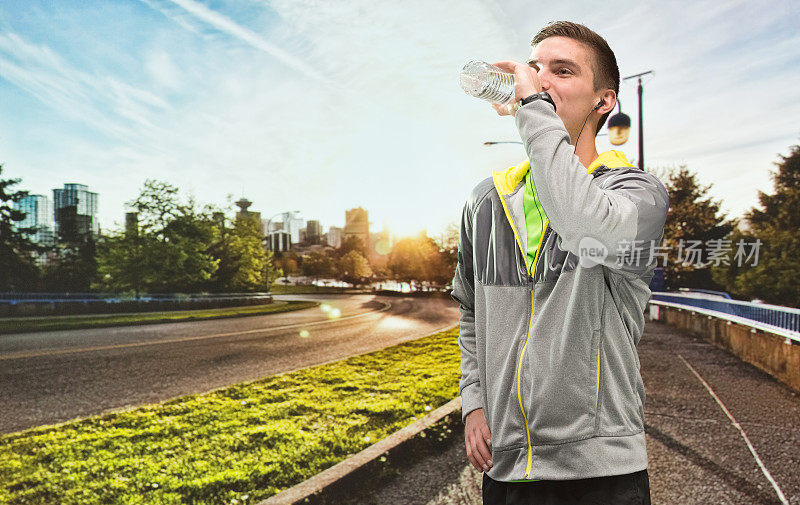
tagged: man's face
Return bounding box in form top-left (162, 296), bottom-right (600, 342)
top-left (527, 36), bottom-right (599, 142)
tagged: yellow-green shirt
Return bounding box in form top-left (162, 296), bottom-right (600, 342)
top-left (522, 169), bottom-right (548, 277)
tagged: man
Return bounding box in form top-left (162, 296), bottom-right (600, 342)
top-left (451, 21), bottom-right (669, 504)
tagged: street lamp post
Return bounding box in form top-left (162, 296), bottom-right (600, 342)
top-left (620, 70), bottom-right (654, 171)
top-left (638, 78), bottom-right (644, 171)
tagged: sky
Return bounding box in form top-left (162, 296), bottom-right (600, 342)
top-left (1, 0), bottom-right (799, 239)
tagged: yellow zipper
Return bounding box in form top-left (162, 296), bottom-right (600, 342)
top-left (596, 346), bottom-right (601, 408)
top-left (515, 289), bottom-right (535, 478)
top-left (494, 184), bottom-right (549, 480)
top-left (519, 219), bottom-right (549, 478)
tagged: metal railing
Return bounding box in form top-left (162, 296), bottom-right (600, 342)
top-left (650, 290), bottom-right (800, 343)
top-left (0, 292), bottom-right (272, 304)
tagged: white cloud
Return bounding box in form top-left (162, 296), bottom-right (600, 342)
top-left (0, 32), bottom-right (170, 143)
top-left (145, 49), bottom-right (182, 90)
top-left (154, 0), bottom-right (334, 87)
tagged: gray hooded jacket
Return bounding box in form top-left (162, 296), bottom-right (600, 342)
top-left (451, 99), bottom-right (669, 481)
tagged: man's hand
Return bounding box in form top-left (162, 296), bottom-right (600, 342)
top-left (465, 408), bottom-right (493, 472)
top-left (490, 60), bottom-right (541, 117)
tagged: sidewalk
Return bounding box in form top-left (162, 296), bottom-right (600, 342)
top-left (367, 428), bottom-right (483, 505)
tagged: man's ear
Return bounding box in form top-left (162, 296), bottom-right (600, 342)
top-left (597, 90), bottom-right (617, 114)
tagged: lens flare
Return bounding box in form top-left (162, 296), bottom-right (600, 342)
top-left (374, 238), bottom-right (392, 255)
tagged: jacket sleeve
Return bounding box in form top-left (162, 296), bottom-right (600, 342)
top-left (451, 196), bottom-right (483, 423)
top-left (514, 100), bottom-right (669, 279)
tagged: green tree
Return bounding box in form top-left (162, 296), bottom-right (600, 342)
top-left (94, 226), bottom-right (156, 296)
top-left (156, 211), bottom-right (218, 293)
top-left (128, 179), bottom-right (182, 238)
top-left (122, 180), bottom-right (218, 293)
top-left (211, 214), bottom-right (271, 292)
top-left (334, 235), bottom-right (368, 260)
top-left (387, 233), bottom-right (444, 291)
top-left (43, 234), bottom-right (98, 293)
top-left (338, 250), bottom-right (372, 287)
top-left (301, 250), bottom-right (335, 287)
top-left (431, 222), bottom-right (459, 289)
top-left (0, 164), bottom-right (39, 291)
top-left (274, 252), bottom-right (301, 285)
top-left (712, 142), bottom-right (800, 307)
top-left (661, 165), bottom-right (735, 290)
top-left (371, 263), bottom-right (391, 287)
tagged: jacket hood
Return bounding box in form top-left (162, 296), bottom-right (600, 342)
top-left (491, 149), bottom-right (634, 197)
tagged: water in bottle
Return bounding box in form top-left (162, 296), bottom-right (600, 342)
top-left (459, 60), bottom-right (515, 105)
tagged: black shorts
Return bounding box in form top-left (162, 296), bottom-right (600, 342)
top-left (482, 468), bottom-right (651, 505)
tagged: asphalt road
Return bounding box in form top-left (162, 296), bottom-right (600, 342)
top-left (0, 294), bottom-right (460, 434)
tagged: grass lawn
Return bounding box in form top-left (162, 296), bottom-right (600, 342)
top-left (0, 301), bottom-right (319, 335)
top-left (0, 325), bottom-right (461, 504)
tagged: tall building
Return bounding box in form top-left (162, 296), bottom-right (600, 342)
top-left (344, 207), bottom-right (370, 252)
top-left (306, 220), bottom-right (322, 244)
top-left (53, 183), bottom-right (98, 239)
top-left (327, 226), bottom-right (343, 248)
top-left (287, 214), bottom-right (304, 244)
top-left (13, 194), bottom-right (55, 246)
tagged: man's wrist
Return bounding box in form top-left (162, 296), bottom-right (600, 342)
top-left (521, 91), bottom-right (556, 112)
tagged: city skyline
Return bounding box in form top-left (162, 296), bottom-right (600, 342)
top-left (16, 181), bottom-right (407, 259)
top-left (1, 1), bottom-right (799, 238)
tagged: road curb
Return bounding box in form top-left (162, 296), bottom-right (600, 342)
top-left (258, 396), bottom-right (463, 505)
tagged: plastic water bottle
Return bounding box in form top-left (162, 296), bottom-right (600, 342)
top-left (459, 60), bottom-right (515, 105)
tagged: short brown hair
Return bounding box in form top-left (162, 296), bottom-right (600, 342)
top-left (531, 21), bottom-right (620, 135)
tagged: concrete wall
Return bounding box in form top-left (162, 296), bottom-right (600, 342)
top-left (648, 303), bottom-right (800, 393)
